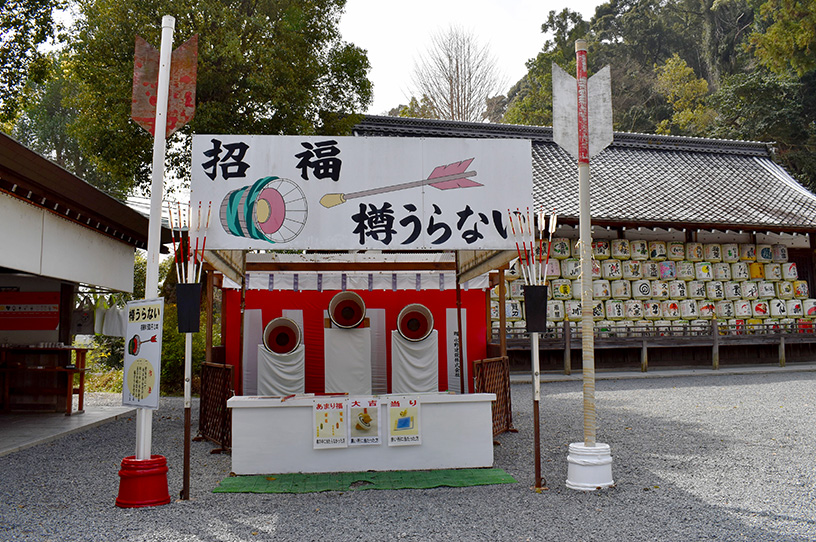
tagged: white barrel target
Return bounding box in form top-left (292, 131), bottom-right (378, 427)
top-left (262, 317), bottom-right (302, 355)
top-left (397, 304), bottom-right (434, 342)
top-left (328, 291), bottom-right (366, 329)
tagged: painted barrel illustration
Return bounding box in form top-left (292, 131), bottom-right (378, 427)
top-left (561, 259), bottom-right (581, 279)
top-left (756, 244), bottom-right (773, 263)
top-left (758, 281), bottom-right (776, 299)
top-left (611, 239), bottom-right (631, 260)
top-left (740, 243), bottom-right (757, 261)
top-left (741, 281), bottom-right (759, 299)
top-left (624, 300), bottom-right (643, 319)
top-left (643, 300), bottom-right (662, 319)
top-left (593, 279), bottom-right (611, 300)
top-left (651, 280), bottom-right (669, 300)
top-left (776, 281), bottom-right (794, 299)
top-left (592, 300), bottom-right (605, 321)
top-left (722, 243), bottom-right (740, 263)
top-left (748, 262), bottom-right (765, 280)
top-left (547, 300), bottom-right (564, 322)
top-left (687, 280), bottom-right (707, 299)
top-left (793, 280), bottom-right (809, 299)
top-left (803, 299), bottom-right (816, 317)
top-left (550, 238), bottom-right (571, 259)
top-left (565, 300), bottom-right (583, 321)
top-left (545, 259), bottom-right (561, 279)
top-left (667, 241), bottom-right (685, 261)
top-left (669, 280), bottom-right (687, 299)
top-left (632, 280), bottom-right (652, 300)
top-left (601, 259), bottom-right (622, 279)
top-left (734, 300), bottom-right (752, 318)
top-left (680, 299), bottom-right (699, 320)
top-left (659, 261), bottom-right (676, 280)
top-left (551, 279), bottom-right (572, 300)
top-left (220, 176), bottom-right (308, 244)
top-left (724, 281), bottom-right (742, 299)
top-left (752, 300), bottom-right (769, 318)
top-left (676, 261), bottom-right (696, 281)
top-left (649, 241), bottom-right (667, 261)
top-left (713, 263), bottom-right (731, 281)
top-left (642, 262), bottom-right (661, 280)
top-left (694, 262), bottom-right (713, 281)
top-left (731, 262), bottom-right (749, 281)
top-left (704, 243), bottom-right (722, 262)
top-left (716, 300), bottom-right (735, 319)
top-left (605, 299), bottom-right (624, 320)
top-left (622, 260), bottom-right (642, 280)
top-left (660, 300), bottom-right (680, 320)
top-left (630, 240), bottom-right (649, 260)
top-left (769, 299), bottom-right (787, 318)
top-left (592, 240), bottom-right (611, 260)
top-left (706, 281), bottom-right (725, 301)
top-left (685, 242), bottom-right (704, 262)
top-left (764, 263), bottom-right (782, 281)
top-left (786, 299), bottom-right (803, 317)
top-left (611, 279), bottom-right (631, 299)
top-left (772, 244), bottom-right (789, 263)
top-left (782, 262), bottom-right (798, 281)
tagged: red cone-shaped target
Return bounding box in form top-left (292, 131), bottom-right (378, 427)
top-left (328, 291), bottom-right (366, 329)
top-left (262, 317), bottom-right (302, 355)
top-left (397, 303), bottom-right (434, 341)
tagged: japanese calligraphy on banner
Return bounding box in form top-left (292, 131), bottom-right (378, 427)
top-left (190, 135), bottom-right (532, 250)
top-left (348, 396), bottom-right (381, 446)
top-left (122, 298), bottom-right (164, 409)
top-left (313, 398), bottom-right (348, 449)
top-left (388, 396), bottom-right (421, 446)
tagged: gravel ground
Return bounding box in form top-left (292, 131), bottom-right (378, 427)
top-left (2, 372), bottom-right (815, 541)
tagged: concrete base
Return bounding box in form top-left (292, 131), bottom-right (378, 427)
top-left (566, 442), bottom-right (614, 491)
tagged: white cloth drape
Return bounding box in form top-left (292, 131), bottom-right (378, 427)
top-left (324, 327), bottom-right (372, 395)
top-left (257, 344), bottom-right (305, 396)
top-left (391, 330), bottom-right (439, 393)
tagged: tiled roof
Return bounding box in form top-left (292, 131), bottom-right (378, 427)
top-left (354, 116), bottom-right (816, 232)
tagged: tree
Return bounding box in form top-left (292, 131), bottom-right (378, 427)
top-left (0, 0), bottom-right (65, 123)
top-left (67, 0), bottom-right (372, 196)
top-left (654, 53), bottom-right (717, 134)
top-left (750, 0), bottom-right (816, 76)
top-left (391, 95), bottom-right (439, 119)
top-left (409, 25), bottom-right (505, 122)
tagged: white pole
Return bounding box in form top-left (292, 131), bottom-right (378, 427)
top-left (137, 14), bottom-right (175, 462)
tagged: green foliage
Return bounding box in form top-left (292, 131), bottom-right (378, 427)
top-left (67, 0), bottom-right (372, 195)
top-left (0, 0), bottom-right (65, 122)
top-left (159, 303), bottom-right (210, 396)
top-left (396, 96), bottom-right (439, 119)
top-left (750, 0), bottom-right (816, 76)
top-left (654, 54), bottom-right (717, 134)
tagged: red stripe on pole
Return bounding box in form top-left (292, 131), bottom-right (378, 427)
top-left (576, 45), bottom-right (589, 165)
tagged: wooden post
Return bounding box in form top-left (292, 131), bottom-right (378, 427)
top-left (563, 320), bottom-right (571, 375)
top-left (498, 268), bottom-right (507, 359)
top-left (641, 340), bottom-right (648, 372)
top-left (779, 335), bottom-right (786, 367)
top-left (711, 318), bottom-right (720, 370)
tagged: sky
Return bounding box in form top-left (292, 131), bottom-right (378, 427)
top-left (338, 0), bottom-right (607, 115)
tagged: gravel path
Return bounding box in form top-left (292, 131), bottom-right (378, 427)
top-left (2, 372), bottom-right (815, 541)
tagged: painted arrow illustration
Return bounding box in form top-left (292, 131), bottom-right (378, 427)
top-left (319, 158), bottom-right (479, 208)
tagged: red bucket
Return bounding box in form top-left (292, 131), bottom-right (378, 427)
top-left (115, 455), bottom-right (170, 508)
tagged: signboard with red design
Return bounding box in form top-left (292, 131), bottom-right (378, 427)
top-left (0, 291), bottom-right (59, 330)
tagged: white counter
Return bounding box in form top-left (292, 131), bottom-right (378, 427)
top-left (228, 393), bottom-right (496, 474)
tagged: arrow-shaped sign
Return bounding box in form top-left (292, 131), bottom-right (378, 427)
top-left (319, 158), bottom-right (479, 208)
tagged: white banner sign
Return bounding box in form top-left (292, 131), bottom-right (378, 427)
top-left (191, 135), bottom-right (532, 250)
top-left (122, 298), bottom-right (164, 409)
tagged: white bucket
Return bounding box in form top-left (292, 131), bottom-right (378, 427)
top-left (605, 299), bottom-right (624, 320)
top-left (572, 279), bottom-right (583, 300)
top-left (630, 240), bottom-right (649, 260)
top-left (632, 280), bottom-right (652, 300)
top-left (697, 301), bottom-right (715, 319)
top-left (651, 280), bottom-right (669, 299)
top-left (716, 300), bottom-right (735, 319)
top-left (661, 300), bottom-right (681, 320)
top-left (756, 244), bottom-right (773, 263)
top-left (769, 299), bottom-right (787, 318)
top-left (803, 299), bottom-right (816, 318)
top-left (551, 279), bottom-right (572, 300)
top-left (713, 262), bottom-right (732, 281)
top-left (659, 261), bottom-right (677, 280)
top-left (786, 299), bottom-right (803, 317)
top-left (592, 300), bottom-right (605, 320)
top-left (592, 240), bottom-right (611, 260)
top-left (676, 261), bottom-right (696, 281)
top-left (752, 300), bottom-right (770, 318)
top-left (547, 300), bottom-right (565, 322)
top-left (724, 281), bottom-right (742, 300)
top-left (624, 299), bottom-right (644, 319)
top-left (734, 300), bottom-right (753, 318)
top-left (740, 243), bottom-right (757, 261)
top-left (601, 259), bottom-right (622, 279)
top-left (643, 300), bottom-right (662, 319)
top-left (611, 279), bottom-right (631, 300)
top-left (742, 281), bottom-right (759, 299)
top-left (622, 260), bottom-right (642, 280)
top-left (566, 442), bottom-right (614, 491)
top-left (776, 281), bottom-right (794, 299)
top-left (685, 242), bottom-right (704, 262)
top-left (731, 262), bottom-right (750, 281)
top-left (782, 262), bottom-right (798, 281)
top-left (722, 243), bottom-right (740, 263)
top-left (565, 300), bottom-right (583, 321)
top-left (550, 238), bottom-right (572, 259)
top-left (704, 243), bottom-right (722, 262)
top-left (772, 244), bottom-right (789, 263)
top-left (649, 241), bottom-right (667, 261)
top-left (562, 258), bottom-right (581, 279)
top-left (642, 262), bottom-right (661, 280)
top-left (758, 281), bottom-right (776, 299)
top-left (694, 262), bottom-right (713, 281)
top-left (705, 281), bottom-right (724, 300)
top-left (667, 241), bottom-right (685, 261)
top-left (611, 239), bottom-right (631, 260)
top-left (794, 280), bottom-right (809, 299)
top-left (593, 279), bottom-right (611, 299)
top-left (687, 281), bottom-right (707, 299)
top-left (669, 280), bottom-right (687, 299)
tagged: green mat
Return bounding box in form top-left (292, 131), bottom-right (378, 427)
top-left (214, 468), bottom-right (516, 494)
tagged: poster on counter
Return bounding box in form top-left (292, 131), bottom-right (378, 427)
top-left (387, 396), bottom-right (421, 446)
top-left (348, 397), bottom-right (381, 446)
top-left (122, 298), bottom-right (164, 409)
top-left (313, 398), bottom-right (347, 449)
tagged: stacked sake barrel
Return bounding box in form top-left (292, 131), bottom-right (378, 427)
top-left (491, 238), bottom-right (815, 338)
